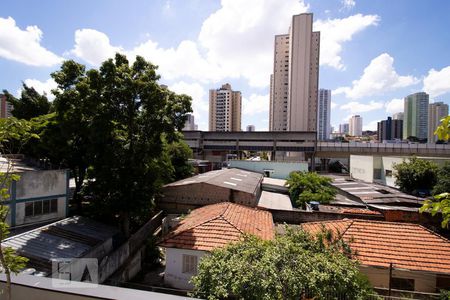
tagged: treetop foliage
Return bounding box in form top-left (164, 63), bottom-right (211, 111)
top-left (393, 156), bottom-right (438, 195)
top-left (190, 228), bottom-right (372, 300)
top-left (285, 171), bottom-right (336, 209)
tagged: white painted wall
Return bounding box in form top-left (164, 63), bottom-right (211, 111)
top-left (15, 170), bottom-right (67, 200)
top-left (349, 155), bottom-right (374, 183)
top-left (164, 248), bottom-right (207, 290)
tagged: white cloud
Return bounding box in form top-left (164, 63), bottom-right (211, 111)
top-left (341, 0), bottom-right (356, 10)
top-left (423, 66), bottom-right (450, 98)
top-left (385, 98), bottom-right (403, 114)
top-left (314, 14), bottom-right (379, 70)
top-left (340, 100), bottom-right (383, 114)
top-left (242, 94), bottom-right (269, 116)
top-left (330, 101), bottom-right (337, 109)
top-left (22, 78), bottom-right (58, 100)
top-left (333, 53), bottom-right (419, 99)
top-left (169, 81), bottom-right (208, 129)
top-left (363, 120), bottom-right (378, 131)
top-left (198, 0), bottom-right (309, 87)
top-left (71, 29), bottom-right (123, 66)
top-left (0, 17), bottom-right (62, 67)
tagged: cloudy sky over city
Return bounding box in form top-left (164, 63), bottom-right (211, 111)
top-left (1, 0), bottom-right (450, 131)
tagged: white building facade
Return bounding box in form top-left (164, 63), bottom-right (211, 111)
top-left (349, 115), bottom-right (363, 136)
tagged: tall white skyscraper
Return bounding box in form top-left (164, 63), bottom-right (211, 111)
top-left (269, 13), bottom-right (320, 132)
top-left (317, 89), bottom-right (331, 140)
top-left (209, 83), bottom-right (241, 132)
top-left (392, 112), bottom-right (404, 120)
top-left (428, 102), bottom-right (449, 143)
top-left (349, 115), bottom-right (363, 136)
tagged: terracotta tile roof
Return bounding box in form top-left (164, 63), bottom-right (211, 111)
top-left (160, 202), bottom-right (274, 251)
top-left (302, 219), bottom-right (450, 275)
top-left (339, 208), bottom-right (382, 215)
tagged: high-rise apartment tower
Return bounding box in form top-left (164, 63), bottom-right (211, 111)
top-left (403, 92), bottom-right (429, 140)
top-left (269, 13), bottom-right (320, 132)
top-left (317, 89), bottom-right (331, 140)
top-left (349, 115), bottom-right (363, 136)
top-left (428, 102), bottom-right (449, 143)
top-left (209, 83), bottom-right (241, 132)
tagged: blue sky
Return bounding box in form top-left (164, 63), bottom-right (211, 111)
top-left (1, 0), bottom-right (450, 131)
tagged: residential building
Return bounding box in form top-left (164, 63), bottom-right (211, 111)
top-left (428, 102), bottom-right (449, 143)
top-left (403, 92), bottom-right (429, 140)
top-left (246, 124), bottom-right (255, 132)
top-left (182, 114), bottom-right (197, 131)
top-left (392, 112), bottom-right (404, 120)
top-left (269, 13), bottom-right (320, 132)
top-left (349, 115), bottom-right (362, 136)
top-left (317, 89), bottom-right (331, 141)
top-left (160, 202), bottom-right (274, 289)
top-left (377, 117), bottom-right (403, 142)
top-left (209, 83), bottom-right (241, 132)
top-left (0, 93), bottom-right (13, 118)
top-left (339, 123), bottom-right (349, 135)
top-left (302, 219), bottom-right (450, 293)
top-left (158, 168), bottom-right (264, 213)
top-left (0, 157), bottom-right (69, 228)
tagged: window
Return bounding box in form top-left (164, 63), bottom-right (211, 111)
top-left (182, 254), bottom-right (198, 274)
top-left (391, 277), bottom-right (414, 291)
top-left (25, 199), bottom-right (58, 217)
top-left (385, 170), bottom-right (393, 177)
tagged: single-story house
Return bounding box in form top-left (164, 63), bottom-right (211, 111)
top-left (302, 219), bottom-right (450, 293)
top-left (159, 202), bottom-right (274, 290)
top-left (158, 168), bottom-right (264, 213)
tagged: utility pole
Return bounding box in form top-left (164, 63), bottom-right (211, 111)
top-left (388, 262), bottom-right (393, 296)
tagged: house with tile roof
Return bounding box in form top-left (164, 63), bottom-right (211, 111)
top-left (159, 202), bottom-right (274, 290)
top-left (158, 168), bottom-right (264, 213)
top-left (302, 219), bottom-right (450, 293)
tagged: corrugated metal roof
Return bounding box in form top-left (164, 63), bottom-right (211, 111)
top-left (164, 168), bottom-right (263, 195)
top-left (3, 216), bottom-right (119, 274)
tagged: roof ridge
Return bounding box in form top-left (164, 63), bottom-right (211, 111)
top-left (159, 202), bottom-right (231, 244)
top-left (339, 219), bottom-right (354, 238)
top-left (416, 224), bottom-right (450, 244)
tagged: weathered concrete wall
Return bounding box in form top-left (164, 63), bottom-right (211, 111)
top-left (349, 155), bottom-right (374, 183)
top-left (16, 170), bottom-right (66, 200)
top-left (164, 248), bottom-right (207, 290)
top-left (362, 266), bottom-right (437, 293)
top-left (159, 182), bottom-right (259, 210)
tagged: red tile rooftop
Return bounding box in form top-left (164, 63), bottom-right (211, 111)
top-left (302, 219), bottom-right (450, 275)
top-left (160, 202), bottom-right (274, 251)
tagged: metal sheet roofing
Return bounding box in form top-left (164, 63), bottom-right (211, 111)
top-left (3, 216), bottom-right (119, 274)
top-left (164, 168), bottom-right (263, 195)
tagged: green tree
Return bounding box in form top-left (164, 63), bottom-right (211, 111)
top-left (191, 229), bottom-right (372, 300)
top-left (0, 118), bottom-right (35, 300)
top-left (393, 157), bottom-right (438, 195)
top-left (433, 163), bottom-right (450, 195)
top-left (52, 54), bottom-right (191, 235)
top-left (420, 117), bottom-right (450, 228)
top-left (286, 171), bottom-right (336, 208)
top-left (3, 84), bottom-right (51, 120)
top-left (165, 137), bottom-right (194, 181)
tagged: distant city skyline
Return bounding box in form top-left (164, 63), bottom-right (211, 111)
top-left (1, 0), bottom-right (450, 131)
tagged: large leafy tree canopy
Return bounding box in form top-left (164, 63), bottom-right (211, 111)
top-left (191, 229), bottom-right (372, 300)
top-left (285, 171), bottom-right (336, 208)
top-left (393, 157), bottom-right (438, 195)
top-left (50, 54), bottom-right (192, 235)
top-left (420, 117), bottom-right (450, 228)
top-left (3, 84), bottom-right (51, 120)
